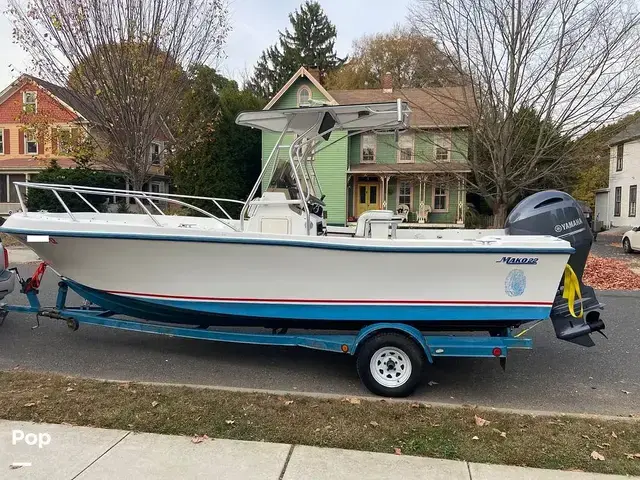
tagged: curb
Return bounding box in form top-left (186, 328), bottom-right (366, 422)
top-left (82, 375), bottom-right (640, 423)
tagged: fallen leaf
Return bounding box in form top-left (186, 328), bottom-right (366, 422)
top-left (225, 420), bottom-right (235, 425)
top-left (622, 390), bottom-right (631, 395)
top-left (472, 436), bottom-right (479, 440)
top-left (191, 434), bottom-right (209, 444)
top-left (583, 255), bottom-right (640, 290)
top-left (410, 403), bottom-right (420, 408)
top-left (427, 380), bottom-right (439, 386)
top-left (369, 421), bottom-right (379, 427)
top-left (582, 435), bottom-right (590, 440)
top-left (151, 401), bottom-right (159, 408)
top-left (342, 397), bottom-right (361, 405)
top-left (284, 400), bottom-right (294, 406)
top-left (611, 431), bottom-right (618, 439)
top-left (624, 453), bottom-right (640, 459)
top-left (590, 451), bottom-right (605, 461)
top-left (23, 402), bottom-right (36, 407)
top-left (500, 431), bottom-right (507, 439)
top-left (394, 447), bottom-right (402, 455)
top-left (474, 415), bottom-right (491, 427)
top-left (66, 387), bottom-right (74, 392)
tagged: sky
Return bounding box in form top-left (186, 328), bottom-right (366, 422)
top-left (0, 0), bottom-right (412, 89)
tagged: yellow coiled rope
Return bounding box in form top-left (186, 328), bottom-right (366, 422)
top-left (563, 264), bottom-right (583, 318)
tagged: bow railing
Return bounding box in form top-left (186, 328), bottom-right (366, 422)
top-left (12, 182), bottom-right (245, 231)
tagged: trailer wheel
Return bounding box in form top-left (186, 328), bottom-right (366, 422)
top-left (356, 332), bottom-right (425, 397)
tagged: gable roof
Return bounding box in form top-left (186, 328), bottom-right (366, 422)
top-left (0, 74), bottom-right (88, 122)
top-left (609, 118), bottom-right (640, 146)
top-left (328, 87), bottom-right (472, 128)
top-left (0, 74), bottom-right (175, 141)
top-left (264, 66), bottom-right (338, 110)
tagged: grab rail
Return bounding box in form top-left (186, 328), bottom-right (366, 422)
top-left (12, 182), bottom-right (243, 231)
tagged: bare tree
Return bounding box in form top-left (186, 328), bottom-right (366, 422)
top-left (8, 0), bottom-right (230, 190)
top-left (410, 0), bottom-right (640, 225)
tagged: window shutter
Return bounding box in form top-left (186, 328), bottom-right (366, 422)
top-left (37, 132), bottom-right (44, 155)
top-left (18, 130), bottom-right (24, 154)
top-left (51, 128), bottom-right (58, 155)
top-left (3, 129), bottom-right (9, 154)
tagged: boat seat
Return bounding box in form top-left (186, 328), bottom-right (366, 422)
top-left (355, 210), bottom-right (398, 238)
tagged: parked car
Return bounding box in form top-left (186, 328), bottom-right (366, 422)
top-left (622, 227), bottom-right (640, 253)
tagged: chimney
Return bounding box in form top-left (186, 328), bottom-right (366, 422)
top-left (306, 65), bottom-right (322, 84)
top-left (382, 72), bottom-right (393, 93)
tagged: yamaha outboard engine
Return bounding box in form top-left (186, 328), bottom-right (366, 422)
top-left (505, 190), bottom-right (606, 347)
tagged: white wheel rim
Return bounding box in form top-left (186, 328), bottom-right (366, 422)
top-left (370, 346), bottom-right (412, 388)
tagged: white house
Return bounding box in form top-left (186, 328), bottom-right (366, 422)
top-left (595, 122), bottom-right (640, 229)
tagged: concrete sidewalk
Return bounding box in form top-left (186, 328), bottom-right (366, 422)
top-left (0, 420), bottom-right (634, 480)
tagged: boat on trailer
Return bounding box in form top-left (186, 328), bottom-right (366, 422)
top-left (0, 100), bottom-right (606, 396)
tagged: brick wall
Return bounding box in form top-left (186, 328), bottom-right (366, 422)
top-left (0, 82), bottom-right (76, 123)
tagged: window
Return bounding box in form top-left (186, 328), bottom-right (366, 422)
top-left (23, 91), bottom-right (37, 113)
top-left (616, 144), bottom-right (624, 171)
top-left (58, 128), bottom-right (72, 154)
top-left (433, 183), bottom-right (448, 211)
top-left (150, 142), bottom-right (162, 164)
top-left (614, 186), bottom-right (622, 217)
top-left (297, 86), bottom-right (311, 106)
top-left (9, 174), bottom-right (26, 203)
top-left (398, 181), bottom-right (412, 207)
top-left (0, 130), bottom-right (3, 154)
top-left (434, 134), bottom-right (450, 162)
top-left (398, 134), bottom-right (414, 163)
top-left (630, 185), bottom-right (637, 217)
top-left (151, 182), bottom-right (161, 194)
top-left (361, 134), bottom-right (376, 163)
top-left (24, 131), bottom-right (38, 154)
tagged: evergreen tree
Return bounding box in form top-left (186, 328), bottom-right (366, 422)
top-left (246, 1), bottom-right (344, 99)
top-left (169, 65), bottom-right (265, 216)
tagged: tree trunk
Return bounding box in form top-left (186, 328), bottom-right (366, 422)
top-left (492, 202), bottom-right (508, 228)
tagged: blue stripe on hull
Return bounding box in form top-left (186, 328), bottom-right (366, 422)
top-left (0, 227), bottom-right (575, 254)
top-left (65, 280), bottom-right (550, 324)
top-left (139, 298), bottom-right (551, 321)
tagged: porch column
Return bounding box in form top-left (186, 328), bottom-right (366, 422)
top-left (456, 176), bottom-right (465, 224)
top-left (418, 174), bottom-right (428, 223)
top-left (381, 175), bottom-right (391, 209)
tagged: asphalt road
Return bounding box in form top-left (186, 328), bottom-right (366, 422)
top-left (0, 263), bottom-right (638, 416)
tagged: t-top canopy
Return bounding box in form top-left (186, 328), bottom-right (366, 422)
top-left (235, 101), bottom-right (412, 136)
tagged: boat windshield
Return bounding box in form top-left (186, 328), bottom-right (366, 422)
top-left (267, 158), bottom-right (304, 200)
top-left (266, 137), bottom-right (322, 201)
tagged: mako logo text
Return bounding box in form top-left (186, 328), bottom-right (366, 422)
top-left (497, 256), bottom-right (539, 265)
top-left (12, 429), bottom-right (51, 448)
top-left (554, 217), bottom-right (583, 233)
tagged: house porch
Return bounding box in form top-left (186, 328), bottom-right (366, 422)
top-left (346, 167), bottom-right (469, 228)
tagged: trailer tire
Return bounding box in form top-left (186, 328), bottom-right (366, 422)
top-left (356, 332), bottom-right (425, 397)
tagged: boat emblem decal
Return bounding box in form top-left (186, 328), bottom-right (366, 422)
top-left (497, 256), bottom-right (538, 265)
top-left (505, 269), bottom-right (526, 297)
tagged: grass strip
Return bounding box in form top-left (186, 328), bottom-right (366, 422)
top-left (1, 370), bottom-right (638, 475)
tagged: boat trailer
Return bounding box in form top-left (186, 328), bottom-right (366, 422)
top-left (0, 263), bottom-right (535, 397)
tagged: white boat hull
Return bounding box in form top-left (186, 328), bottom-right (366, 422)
top-left (2, 213), bottom-right (573, 328)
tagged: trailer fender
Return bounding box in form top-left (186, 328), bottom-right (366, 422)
top-left (352, 323), bottom-right (433, 363)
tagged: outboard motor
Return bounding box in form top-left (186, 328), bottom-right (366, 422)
top-left (505, 190), bottom-right (606, 347)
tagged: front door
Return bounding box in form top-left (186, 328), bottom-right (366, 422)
top-left (357, 183), bottom-right (379, 216)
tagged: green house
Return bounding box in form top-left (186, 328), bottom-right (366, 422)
top-left (261, 67), bottom-right (471, 227)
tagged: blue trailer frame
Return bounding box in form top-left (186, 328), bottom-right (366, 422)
top-left (0, 279), bottom-right (533, 364)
